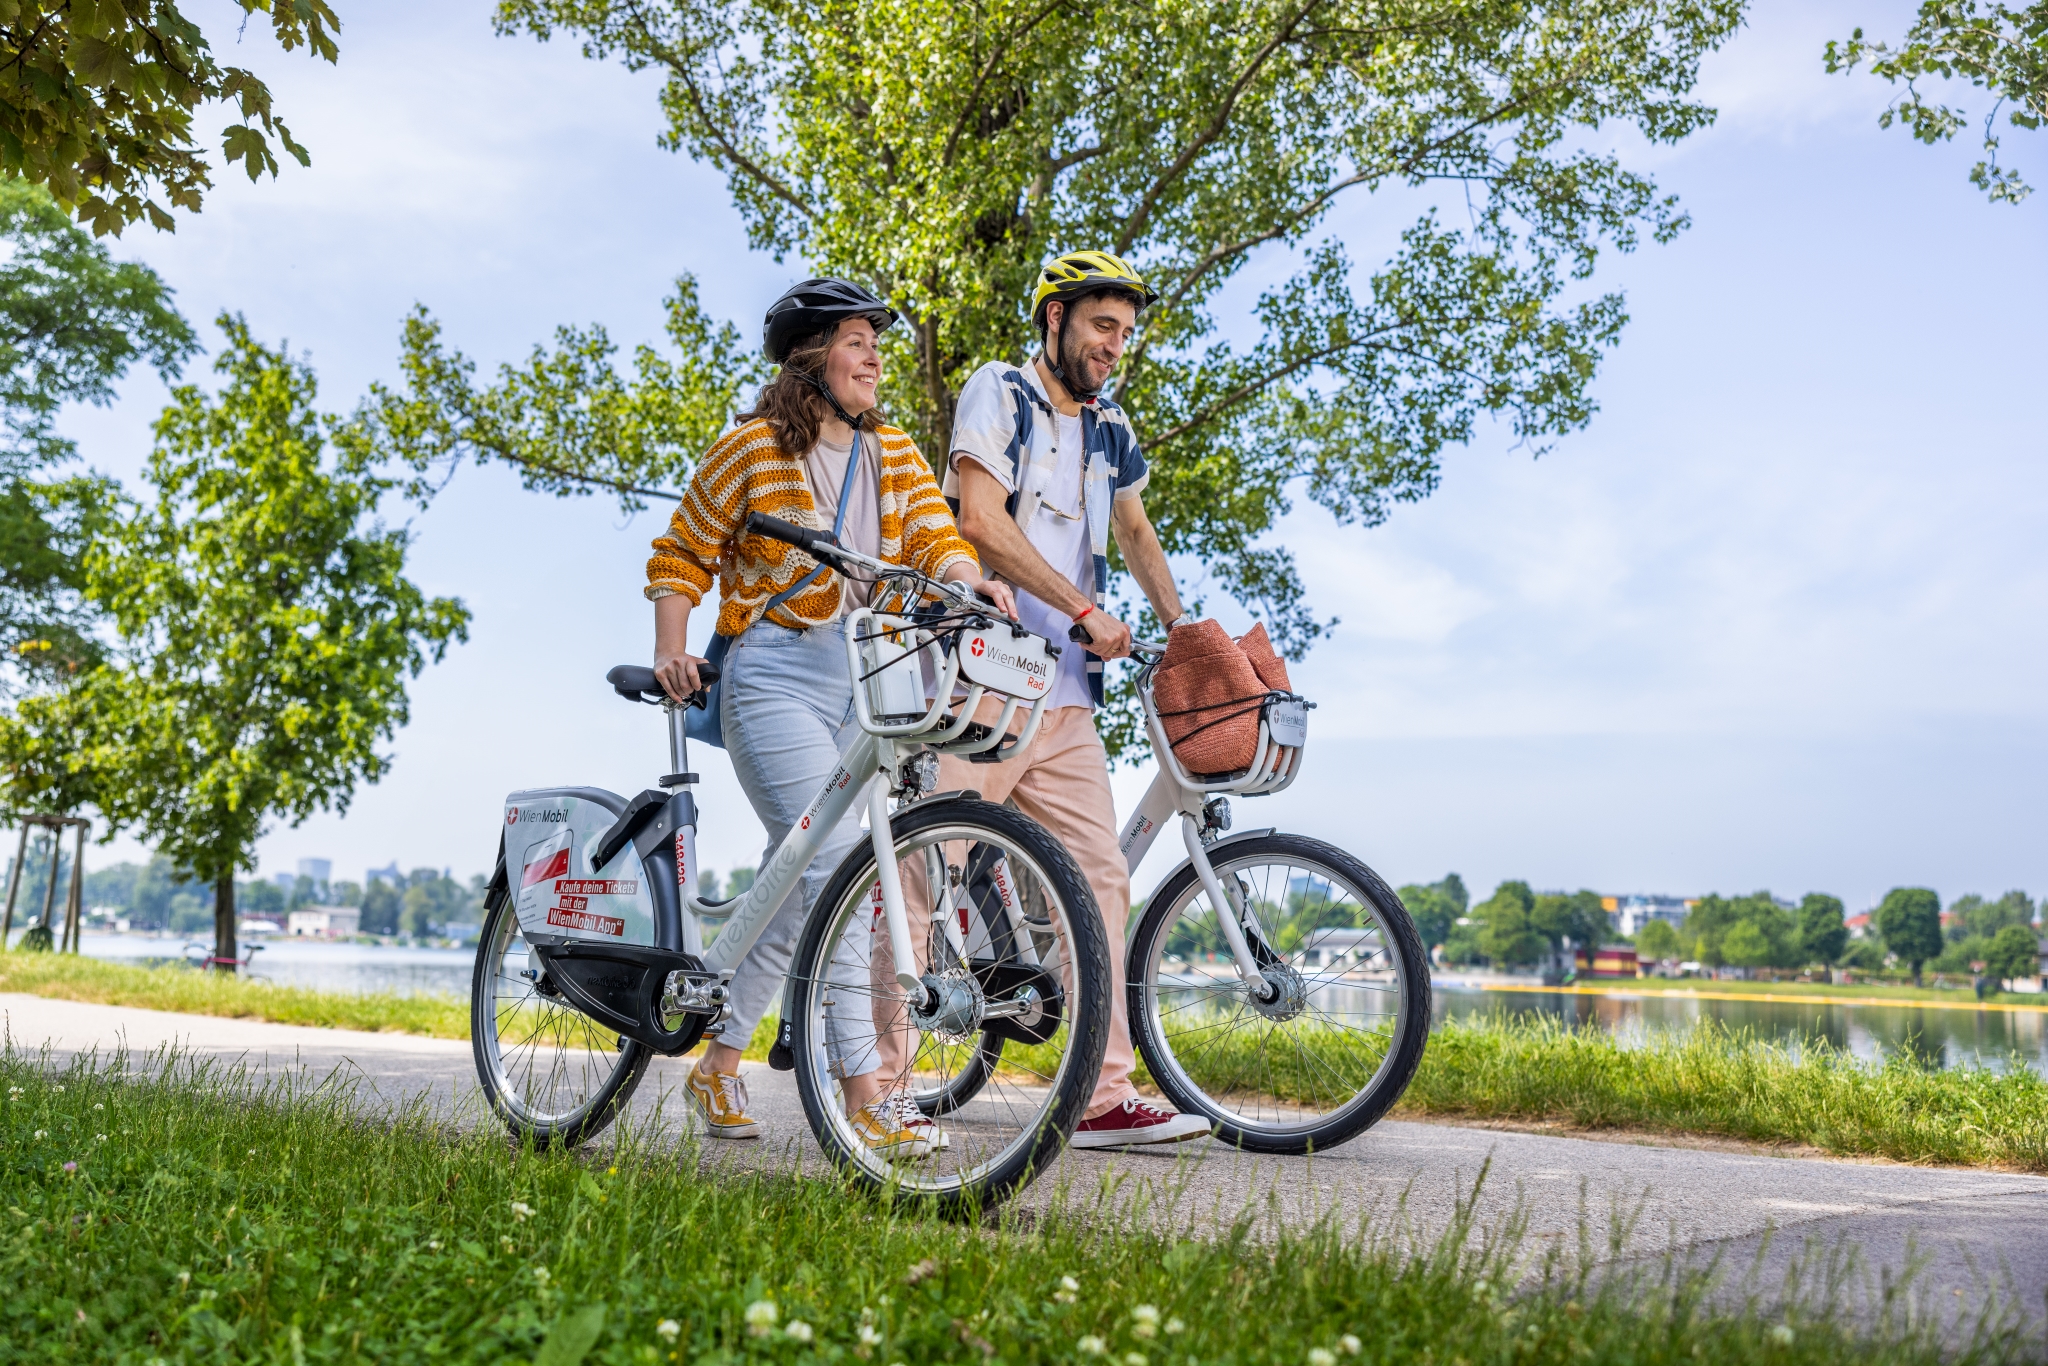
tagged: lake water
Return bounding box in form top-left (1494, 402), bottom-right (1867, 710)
top-left (75, 934), bottom-right (475, 999)
top-left (1434, 983), bottom-right (2048, 1074)
top-left (60, 936), bottom-right (2048, 1073)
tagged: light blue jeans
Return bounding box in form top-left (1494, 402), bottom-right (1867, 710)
top-left (718, 617), bottom-right (883, 1079)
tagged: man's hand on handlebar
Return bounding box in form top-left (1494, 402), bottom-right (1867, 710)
top-left (653, 648), bottom-right (709, 704)
top-left (953, 572), bottom-right (1017, 619)
top-left (1076, 608), bottom-right (1133, 660)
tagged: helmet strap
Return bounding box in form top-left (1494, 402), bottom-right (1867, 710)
top-left (798, 364), bottom-right (866, 435)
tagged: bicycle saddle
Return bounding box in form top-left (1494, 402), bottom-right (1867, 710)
top-left (606, 663), bottom-right (720, 706)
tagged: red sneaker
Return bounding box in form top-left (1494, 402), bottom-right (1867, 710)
top-left (1070, 1099), bottom-right (1214, 1149)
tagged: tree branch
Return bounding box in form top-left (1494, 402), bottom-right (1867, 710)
top-left (941, 0), bottom-right (1067, 169)
top-left (1113, 0), bottom-right (1330, 255)
top-left (616, 0), bottom-right (814, 222)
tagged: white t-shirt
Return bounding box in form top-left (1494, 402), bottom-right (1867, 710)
top-left (800, 431), bottom-right (879, 610)
top-left (952, 409), bottom-right (1095, 713)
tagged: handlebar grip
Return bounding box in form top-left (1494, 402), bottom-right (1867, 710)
top-left (1068, 624), bottom-right (1090, 644)
top-left (746, 511), bottom-right (838, 557)
top-left (695, 662), bottom-right (721, 688)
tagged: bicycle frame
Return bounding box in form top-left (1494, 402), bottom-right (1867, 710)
top-left (1115, 641), bottom-right (1310, 994)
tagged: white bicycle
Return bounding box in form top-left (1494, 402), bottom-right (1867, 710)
top-left (470, 514), bottom-right (1108, 1210)
top-left (1107, 633), bottom-right (1431, 1153)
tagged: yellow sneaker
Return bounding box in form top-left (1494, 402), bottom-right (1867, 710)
top-left (849, 1093), bottom-right (936, 1158)
top-left (686, 1065), bottom-right (761, 1140)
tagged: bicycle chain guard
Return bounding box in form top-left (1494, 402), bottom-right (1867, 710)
top-left (527, 934), bottom-right (714, 1055)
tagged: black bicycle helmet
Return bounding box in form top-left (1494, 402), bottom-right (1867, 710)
top-left (763, 277), bottom-right (899, 363)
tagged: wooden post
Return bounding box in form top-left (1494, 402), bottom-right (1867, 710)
top-left (62, 821), bottom-right (86, 953)
top-left (0, 821), bottom-right (26, 944)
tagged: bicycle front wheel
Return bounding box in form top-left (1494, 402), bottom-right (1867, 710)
top-left (786, 796), bottom-right (1108, 1212)
top-left (472, 865), bottom-right (651, 1146)
top-left (1128, 833), bottom-right (1429, 1154)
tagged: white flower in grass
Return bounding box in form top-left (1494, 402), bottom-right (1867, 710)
top-left (656, 1320), bottom-right (681, 1343)
top-left (427, 1241), bottom-right (442, 1252)
top-left (1132, 1305), bottom-right (1160, 1339)
top-left (1165, 1320), bottom-right (1185, 1336)
top-left (510, 1200), bottom-right (535, 1221)
top-left (533, 1267), bottom-right (551, 1286)
top-left (53, 1084), bottom-right (63, 1093)
top-left (94, 1134), bottom-right (106, 1143)
top-left (1124, 1354), bottom-right (1147, 1366)
top-left (1769, 1324), bottom-right (1795, 1347)
top-left (1339, 1335), bottom-right (1361, 1355)
top-left (1308, 1349), bottom-right (1337, 1366)
top-left (746, 1300), bottom-right (778, 1336)
top-left (32, 1130), bottom-right (45, 1140)
top-left (858, 1324), bottom-right (883, 1347)
top-left (785, 1321), bottom-right (813, 1344)
top-left (1077, 1335), bottom-right (1106, 1355)
top-left (93, 1103), bottom-right (103, 1111)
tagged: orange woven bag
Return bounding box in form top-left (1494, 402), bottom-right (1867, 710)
top-left (1235, 621), bottom-right (1291, 693)
top-left (1152, 620), bottom-right (1268, 775)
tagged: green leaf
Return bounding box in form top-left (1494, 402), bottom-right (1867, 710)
top-left (534, 1303), bottom-right (607, 1366)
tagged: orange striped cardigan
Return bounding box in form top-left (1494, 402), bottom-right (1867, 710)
top-left (645, 417), bottom-right (980, 637)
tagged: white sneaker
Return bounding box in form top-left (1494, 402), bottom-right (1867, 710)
top-left (850, 1093), bottom-right (935, 1159)
top-left (883, 1091), bottom-right (950, 1151)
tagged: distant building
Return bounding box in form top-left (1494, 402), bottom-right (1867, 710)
top-left (1574, 945), bottom-right (1640, 978)
top-left (296, 858), bottom-right (332, 888)
top-left (288, 906), bottom-right (361, 939)
top-left (1846, 913), bottom-right (1874, 939)
top-left (1295, 926), bottom-right (1385, 970)
top-left (238, 917), bottom-right (285, 936)
top-left (365, 862), bottom-right (403, 887)
top-left (272, 871), bottom-right (296, 893)
top-left (1601, 894), bottom-right (1695, 937)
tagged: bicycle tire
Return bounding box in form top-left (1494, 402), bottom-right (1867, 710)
top-left (787, 796), bottom-right (1108, 1212)
top-left (472, 857), bottom-right (652, 1146)
top-left (1128, 833), bottom-right (1429, 1154)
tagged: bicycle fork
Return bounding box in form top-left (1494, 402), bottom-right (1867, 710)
top-left (1119, 769), bottom-right (1273, 997)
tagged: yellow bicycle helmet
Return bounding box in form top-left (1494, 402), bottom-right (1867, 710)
top-left (1030, 250), bottom-right (1159, 330)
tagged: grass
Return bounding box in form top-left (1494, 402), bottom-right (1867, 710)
top-left (1401, 1016), bottom-right (2048, 1170)
top-left (14, 954), bottom-right (2048, 1173)
top-left (1, 1050), bottom-right (2025, 1365)
top-left (0, 951), bottom-right (470, 1039)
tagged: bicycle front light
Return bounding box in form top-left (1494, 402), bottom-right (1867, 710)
top-left (897, 751), bottom-right (941, 798)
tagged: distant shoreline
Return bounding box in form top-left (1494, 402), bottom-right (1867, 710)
top-left (1436, 976), bottom-right (2048, 1015)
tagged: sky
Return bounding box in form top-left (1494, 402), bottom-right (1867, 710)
top-left (50, 0), bottom-right (2048, 915)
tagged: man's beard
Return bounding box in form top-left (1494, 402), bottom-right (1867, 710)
top-left (1056, 326), bottom-right (1105, 399)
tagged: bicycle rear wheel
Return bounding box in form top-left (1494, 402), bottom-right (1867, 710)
top-left (786, 796), bottom-right (1107, 1212)
top-left (472, 862), bottom-right (651, 1146)
top-left (1128, 833), bottom-right (1429, 1154)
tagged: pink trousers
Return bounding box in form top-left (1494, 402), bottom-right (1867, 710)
top-left (868, 706), bottom-right (1138, 1119)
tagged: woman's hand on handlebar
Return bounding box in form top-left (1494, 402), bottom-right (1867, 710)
top-left (947, 567), bottom-right (1017, 619)
top-left (654, 648), bottom-right (708, 703)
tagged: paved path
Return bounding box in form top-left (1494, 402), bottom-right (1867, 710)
top-left (7, 993), bottom-right (2045, 1337)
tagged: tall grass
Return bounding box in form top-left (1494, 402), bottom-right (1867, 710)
top-left (1404, 1017), bottom-right (2048, 1170)
top-left (0, 1050), bottom-right (2019, 1364)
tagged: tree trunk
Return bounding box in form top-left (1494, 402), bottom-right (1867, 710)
top-left (1911, 960), bottom-right (1923, 989)
top-left (213, 873), bottom-right (237, 971)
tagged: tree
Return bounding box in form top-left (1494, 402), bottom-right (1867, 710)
top-left (1945, 889), bottom-right (2035, 941)
top-left (0, 179), bottom-right (196, 689)
top-left (236, 878), bottom-right (284, 917)
top-left (387, 0), bottom-right (1740, 672)
top-left (1798, 893), bottom-right (1849, 966)
top-left (1987, 922), bottom-right (2041, 987)
top-left (0, 0), bottom-right (340, 235)
top-left (1397, 872), bottom-right (1467, 950)
top-left (360, 877), bottom-right (401, 936)
top-left (1531, 890), bottom-right (1610, 959)
top-left (1474, 880), bottom-right (1544, 968)
top-left (0, 316), bottom-right (469, 968)
top-left (1827, 2), bottom-right (2047, 203)
top-left (1635, 918), bottom-right (1682, 962)
top-left (1721, 920), bottom-right (1772, 971)
top-left (1875, 887), bottom-right (1945, 986)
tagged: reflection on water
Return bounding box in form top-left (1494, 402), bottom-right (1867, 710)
top-left (76, 934), bottom-right (473, 999)
top-left (1433, 984), bottom-right (2048, 1073)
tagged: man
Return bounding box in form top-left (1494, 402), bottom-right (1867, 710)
top-left (891, 250), bottom-right (1211, 1147)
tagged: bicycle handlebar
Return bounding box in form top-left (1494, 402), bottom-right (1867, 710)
top-left (745, 511), bottom-right (997, 619)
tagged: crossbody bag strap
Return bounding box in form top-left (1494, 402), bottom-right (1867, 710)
top-left (762, 428), bottom-right (866, 630)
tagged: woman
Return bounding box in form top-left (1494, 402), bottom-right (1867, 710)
top-left (647, 277), bottom-right (1015, 1156)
